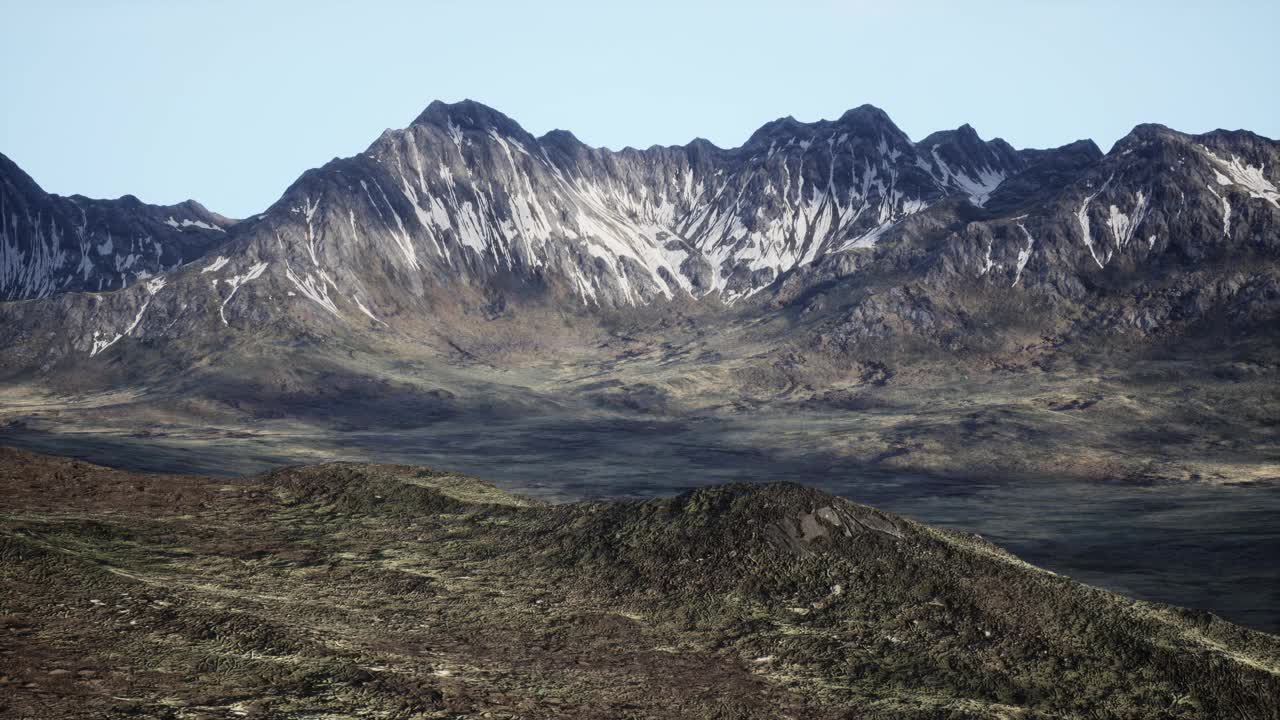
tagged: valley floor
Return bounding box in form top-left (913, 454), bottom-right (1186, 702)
top-left (2, 336), bottom-right (1278, 632)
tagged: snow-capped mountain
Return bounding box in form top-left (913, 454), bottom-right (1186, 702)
top-left (0, 100), bottom-right (1277, 367)
top-left (782, 122), bottom-right (1280, 351)
top-left (933, 123), bottom-right (1280, 299)
top-left (231, 100), bottom-right (1046, 314)
top-left (0, 152), bottom-right (235, 301)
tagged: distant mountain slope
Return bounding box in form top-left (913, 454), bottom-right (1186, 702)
top-left (936, 123), bottom-right (1280, 295)
top-left (0, 100), bottom-right (1276, 372)
top-left (0, 151), bottom-right (234, 300)
top-left (2, 446), bottom-right (1278, 719)
top-left (257, 100), bottom-right (1052, 307)
top-left (766, 123), bottom-right (1280, 357)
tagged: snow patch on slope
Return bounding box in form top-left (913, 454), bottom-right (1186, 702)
top-left (1013, 224), bottom-right (1035, 287)
top-left (1205, 185), bottom-right (1232, 237)
top-left (144, 276), bottom-right (167, 295)
top-left (201, 256), bottom-right (230, 274)
top-left (164, 216), bottom-right (223, 232)
top-left (285, 262), bottom-right (341, 318)
top-left (219, 261), bottom-right (269, 326)
top-left (1105, 190), bottom-right (1150, 250)
top-left (89, 299), bottom-right (150, 357)
top-left (1076, 176), bottom-right (1114, 269)
top-left (928, 146), bottom-right (1005, 207)
top-left (1201, 147), bottom-right (1280, 207)
top-left (353, 295), bottom-right (385, 324)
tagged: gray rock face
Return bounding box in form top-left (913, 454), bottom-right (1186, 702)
top-left (0, 153), bottom-right (235, 301)
top-left (928, 124), bottom-right (1280, 300)
top-left (0, 100), bottom-right (1277, 364)
top-left (791, 123), bottom-right (1280, 354)
top-left (236, 100), bottom-right (1035, 314)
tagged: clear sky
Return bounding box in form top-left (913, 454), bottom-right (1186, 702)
top-left (2, 0), bottom-right (1276, 218)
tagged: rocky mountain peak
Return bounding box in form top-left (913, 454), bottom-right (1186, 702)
top-left (683, 136), bottom-right (724, 156)
top-left (410, 98), bottom-right (528, 139)
top-left (0, 151), bottom-right (44, 196)
top-left (1107, 123), bottom-right (1186, 157)
top-left (1026, 138), bottom-right (1103, 161)
top-left (742, 115), bottom-right (806, 148)
top-left (835, 103), bottom-right (896, 128)
top-left (743, 104), bottom-right (910, 152)
top-left (537, 128), bottom-right (582, 147)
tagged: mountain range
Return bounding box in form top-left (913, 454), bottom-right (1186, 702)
top-left (0, 100), bottom-right (1277, 504)
top-left (3, 100), bottom-right (1280, 709)
top-left (2, 99), bottom-right (1277, 371)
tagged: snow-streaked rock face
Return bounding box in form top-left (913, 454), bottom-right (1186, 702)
top-left (0, 152), bottom-right (235, 301)
top-left (936, 123), bottom-right (1280, 305)
top-left (240, 101), bottom-right (1032, 312)
top-left (3, 102), bottom-right (1278, 365)
top-left (1057, 126), bottom-right (1280, 273)
top-left (917, 124), bottom-right (1025, 208)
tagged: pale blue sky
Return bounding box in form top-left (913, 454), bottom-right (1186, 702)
top-left (2, 0), bottom-right (1276, 218)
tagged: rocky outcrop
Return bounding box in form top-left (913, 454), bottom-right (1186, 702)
top-left (4, 447), bottom-right (1279, 719)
